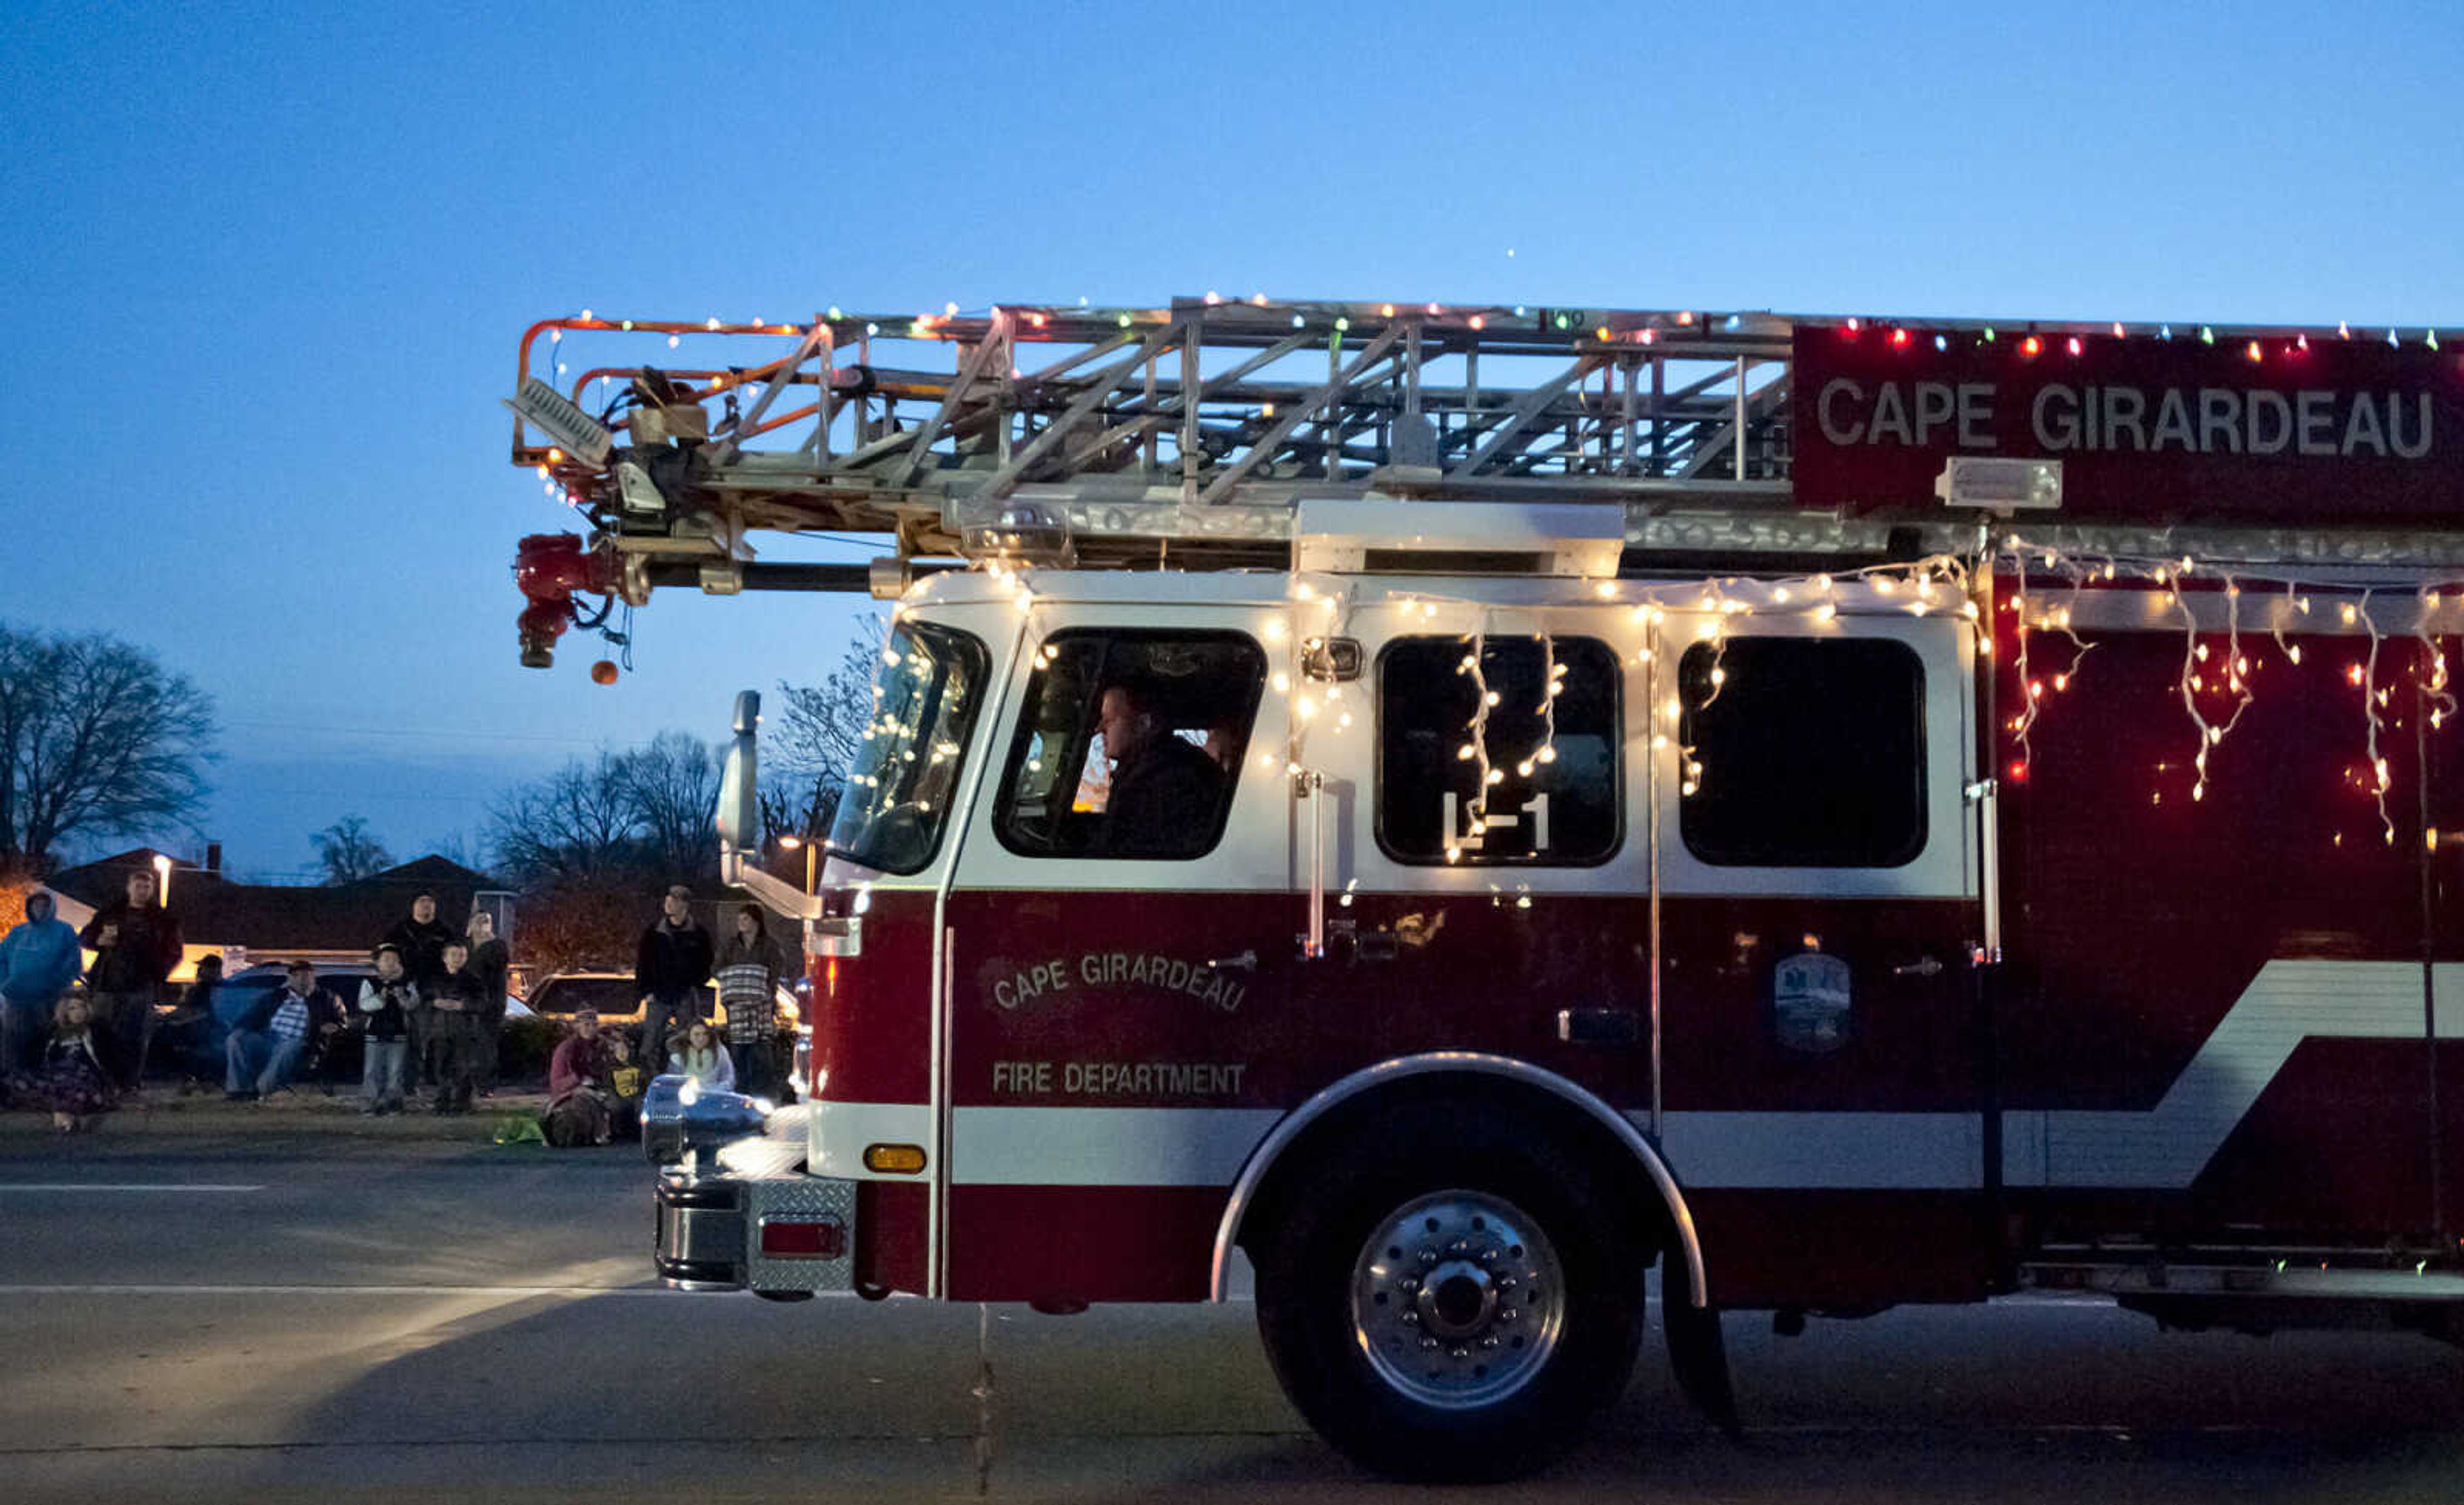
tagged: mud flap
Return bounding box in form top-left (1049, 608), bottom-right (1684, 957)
top-left (1662, 1251), bottom-right (1740, 1438)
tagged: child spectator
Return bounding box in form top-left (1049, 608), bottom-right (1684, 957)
top-left (672, 1019), bottom-right (735, 1093)
top-left (422, 941), bottom-right (484, 1114)
top-left (7, 991), bottom-right (116, 1132)
top-left (354, 944), bottom-right (418, 1115)
top-left (606, 1033), bottom-right (646, 1139)
top-left (714, 905), bottom-right (789, 1099)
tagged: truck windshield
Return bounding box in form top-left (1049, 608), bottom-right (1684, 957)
top-left (827, 621), bottom-right (989, 874)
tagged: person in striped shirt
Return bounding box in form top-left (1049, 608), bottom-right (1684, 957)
top-left (224, 961), bottom-right (341, 1101)
top-left (714, 906), bottom-right (789, 1099)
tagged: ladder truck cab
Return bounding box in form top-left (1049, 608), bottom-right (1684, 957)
top-left (508, 298), bottom-right (2464, 1482)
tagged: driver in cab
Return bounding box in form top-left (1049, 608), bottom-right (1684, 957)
top-left (1093, 680), bottom-right (1221, 857)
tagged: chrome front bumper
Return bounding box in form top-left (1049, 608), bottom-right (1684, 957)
top-left (653, 1168), bottom-right (859, 1294)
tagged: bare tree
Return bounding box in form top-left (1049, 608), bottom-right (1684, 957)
top-left (483, 750), bottom-right (642, 888)
top-left (312, 815), bottom-right (393, 884)
top-left (0, 623), bottom-right (216, 872)
top-left (768, 614), bottom-right (887, 844)
top-left (617, 730), bottom-right (720, 881)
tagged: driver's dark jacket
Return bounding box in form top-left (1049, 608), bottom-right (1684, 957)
top-left (1098, 738), bottom-right (1223, 856)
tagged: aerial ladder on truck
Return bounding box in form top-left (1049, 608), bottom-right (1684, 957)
top-left (507, 296), bottom-right (2464, 658)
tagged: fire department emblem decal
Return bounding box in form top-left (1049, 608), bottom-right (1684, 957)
top-left (1772, 952), bottom-right (1852, 1054)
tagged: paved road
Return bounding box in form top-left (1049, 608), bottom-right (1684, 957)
top-left (3, 1137), bottom-right (2462, 1502)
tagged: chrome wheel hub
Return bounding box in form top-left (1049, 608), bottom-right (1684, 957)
top-left (1350, 1190), bottom-right (1566, 1409)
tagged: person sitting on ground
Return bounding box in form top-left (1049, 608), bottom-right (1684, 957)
top-left (0, 891), bottom-right (84, 1078)
top-left (6, 991), bottom-right (116, 1133)
top-left (223, 960), bottom-right (341, 1102)
top-left (153, 953), bottom-right (225, 1092)
top-left (353, 944), bottom-right (418, 1115)
top-left (714, 904), bottom-right (788, 1099)
top-left (606, 1033), bottom-right (646, 1140)
top-left (672, 1019), bottom-right (735, 1093)
top-left (422, 941), bottom-right (484, 1115)
top-left (545, 1009), bottom-right (617, 1147)
top-left (1093, 679), bottom-right (1223, 857)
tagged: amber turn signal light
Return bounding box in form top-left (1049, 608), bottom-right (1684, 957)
top-left (864, 1144), bottom-right (927, 1174)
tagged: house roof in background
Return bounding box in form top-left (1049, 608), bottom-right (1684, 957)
top-left (45, 851), bottom-right (502, 953)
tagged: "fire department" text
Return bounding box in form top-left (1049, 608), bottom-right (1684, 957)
top-left (990, 1060), bottom-right (1250, 1097)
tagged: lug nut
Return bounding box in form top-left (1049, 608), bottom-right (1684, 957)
top-left (1401, 1310), bottom-right (1418, 1325)
top-left (1418, 1249), bottom-right (1437, 1266)
top-left (1451, 1346), bottom-right (1470, 1359)
top-left (1398, 1277), bottom-right (1419, 1293)
top-left (1420, 1337), bottom-right (1440, 1350)
top-left (1480, 1336), bottom-right (1501, 1350)
top-left (1450, 1239), bottom-right (1469, 1255)
top-left (1500, 1307), bottom-right (1518, 1322)
top-left (1478, 1248), bottom-right (1498, 1264)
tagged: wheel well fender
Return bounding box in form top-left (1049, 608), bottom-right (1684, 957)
top-left (1213, 1053), bottom-right (1707, 1306)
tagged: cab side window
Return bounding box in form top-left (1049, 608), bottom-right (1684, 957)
top-left (1677, 636), bottom-right (1927, 866)
top-left (1378, 635), bottom-right (1621, 865)
top-left (995, 632), bottom-right (1263, 861)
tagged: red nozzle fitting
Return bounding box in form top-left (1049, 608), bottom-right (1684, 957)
top-left (514, 533), bottom-right (619, 669)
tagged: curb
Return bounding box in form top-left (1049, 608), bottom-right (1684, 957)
top-left (0, 1088), bottom-right (558, 1144)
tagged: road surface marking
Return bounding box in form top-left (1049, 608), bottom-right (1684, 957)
top-left (0, 1283), bottom-right (859, 1297)
top-left (0, 1183), bottom-right (264, 1193)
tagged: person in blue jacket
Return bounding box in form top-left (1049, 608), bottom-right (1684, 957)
top-left (0, 892), bottom-right (85, 1076)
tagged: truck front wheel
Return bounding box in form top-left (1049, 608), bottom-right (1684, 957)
top-left (1250, 1108), bottom-right (1645, 1481)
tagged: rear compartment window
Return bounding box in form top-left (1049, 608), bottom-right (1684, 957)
top-left (1378, 635), bottom-right (1621, 866)
top-left (826, 622), bottom-right (990, 874)
top-left (995, 631), bottom-right (1263, 861)
top-left (1677, 636), bottom-right (1927, 867)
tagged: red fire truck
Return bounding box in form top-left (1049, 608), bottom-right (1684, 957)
top-left (509, 300), bottom-right (2464, 1480)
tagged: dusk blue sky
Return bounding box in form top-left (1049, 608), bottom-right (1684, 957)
top-left (5, 1), bottom-right (2459, 879)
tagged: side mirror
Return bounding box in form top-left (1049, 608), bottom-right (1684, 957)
top-left (715, 689), bottom-right (760, 860)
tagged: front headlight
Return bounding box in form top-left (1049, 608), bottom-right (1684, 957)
top-left (642, 1072), bottom-right (771, 1166)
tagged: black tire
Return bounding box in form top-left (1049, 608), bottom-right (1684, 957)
top-left (1251, 1101), bottom-right (1647, 1482)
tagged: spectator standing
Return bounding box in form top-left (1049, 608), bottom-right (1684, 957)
top-left (353, 944), bottom-right (418, 1114)
top-left (223, 961), bottom-right (341, 1101)
top-left (6, 992), bottom-right (116, 1132)
top-left (463, 911), bottom-right (510, 1097)
top-left (714, 906), bottom-right (789, 1099)
top-left (80, 870), bottom-right (184, 1092)
top-left (382, 892), bottom-right (456, 1088)
top-left (0, 892), bottom-right (84, 1076)
top-left (635, 884), bottom-right (713, 1074)
top-left (423, 940), bottom-right (484, 1114)
top-left (673, 1019), bottom-right (735, 1092)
